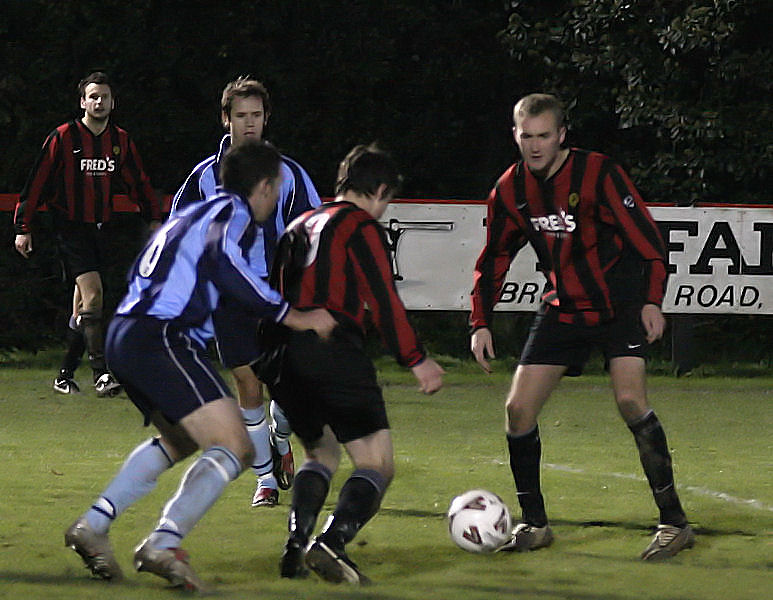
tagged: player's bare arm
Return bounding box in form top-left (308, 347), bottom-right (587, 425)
top-left (471, 327), bottom-right (495, 373)
top-left (640, 303), bottom-right (665, 344)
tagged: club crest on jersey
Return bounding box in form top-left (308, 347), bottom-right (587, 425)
top-left (568, 192), bottom-right (580, 208)
top-left (530, 209), bottom-right (576, 235)
top-left (113, 145), bottom-right (121, 156)
top-left (623, 194), bottom-right (635, 208)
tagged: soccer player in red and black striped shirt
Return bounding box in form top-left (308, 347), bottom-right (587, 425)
top-left (13, 72), bottom-right (162, 397)
top-left (272, 144), bottom-right (444, 584)
top-left (470, 94), bottom-right (694, 560)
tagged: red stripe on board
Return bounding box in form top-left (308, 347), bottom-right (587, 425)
top-left (0, 193), bottom-right (769, 212)
top-left (0, 193), bottom-right (173, 213)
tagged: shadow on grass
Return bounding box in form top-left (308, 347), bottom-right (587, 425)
top-left (379, 507), bottom-right (763, 539)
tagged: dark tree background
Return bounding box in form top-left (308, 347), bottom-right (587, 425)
top-left (1, 0), bottom-right (770, 363)
top-left (0, 0), bottom-right (527, 199)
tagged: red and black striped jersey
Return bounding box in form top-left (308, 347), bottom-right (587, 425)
top-left (471, 148), bottom-right (668, 328)
top-left (279, 201), bottom-right (425, 367)
top-left (14, 119), bottom-right (161, 233)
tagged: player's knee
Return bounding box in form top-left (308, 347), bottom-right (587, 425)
top-left (355, 454), bottom-right (394, 483)
top-left (616, 395), bottom-right (649, 423)
top-left (241, 444), bottom-right (256, 469)
top-left (79, 290), bottom-right (104, 311)
top-left (225, 432), bottom-right (254, 470)
top-left (232, 368), bottom-right (263, 407)
top-left (505, 396), bottom-right (531, 427)
top-left (202, 445), bottom-right (245, 481)
top-left (381, 463), bottom-right (395, 485)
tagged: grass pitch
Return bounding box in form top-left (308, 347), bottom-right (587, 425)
top-left (0, 352), bottom-right (770, 599)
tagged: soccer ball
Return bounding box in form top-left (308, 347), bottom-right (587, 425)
top-left (447, 489), bottom-right (512, 553)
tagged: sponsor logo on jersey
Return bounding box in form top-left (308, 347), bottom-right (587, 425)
top-left (80, 157), bottom-right (116, 174)
top-left (530, 209), bottom-right (576, 234)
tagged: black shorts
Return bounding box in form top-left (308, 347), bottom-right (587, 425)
top-left (54, 220), bottom-right (112, 280)
top-left (268, 329), bottom-right (389, 445)
top-left (519, 304), bottom-right (648, 376)
top-left (106, 315), bottom-right (232, 425)
top-left (212, 299), bottom-right (262, 369)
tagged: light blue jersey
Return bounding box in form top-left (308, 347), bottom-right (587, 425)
top-left (171, 135), bottom-right (321, 277)
top-left (117, 188), bottom-right (289, 347)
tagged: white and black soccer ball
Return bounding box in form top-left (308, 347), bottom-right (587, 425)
top-left (447, 489), bottom-right (512, 553)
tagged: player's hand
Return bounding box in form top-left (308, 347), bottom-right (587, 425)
top-left (14, 233), bottom-right (32, 258)
top-left (471, 327), bottom-right (495, 373)
top-left (411, 358), bottom-right (444, 394)
top-left (641, 303), bottom-right (665, 343)
top-left (284, 307), bottom-right (337, 340)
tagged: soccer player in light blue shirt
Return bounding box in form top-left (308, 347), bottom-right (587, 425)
top-left (171, 77), bottom-right (320, 507)
top-left (64, 140), bottom-right (335, 591)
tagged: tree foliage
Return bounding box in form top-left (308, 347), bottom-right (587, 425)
top-left (500, 0), bottom-right (771, 204)
top-left (0, 0), bottom-right (522, 200)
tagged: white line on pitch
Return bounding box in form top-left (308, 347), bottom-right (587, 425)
top-left (544, 463), bottom-right (773, 513)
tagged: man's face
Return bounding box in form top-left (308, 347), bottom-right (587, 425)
top-left (80, 83), bottom-right (113, 122)
top-left (513, 111), bottom-right (566, 176)
top-left (225, 96), bottom-right (267, 146)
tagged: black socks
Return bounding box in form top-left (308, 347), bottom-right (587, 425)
top-left (287, 463), bottom-right (332, 544)
top-left (507, 427), bottom-right (548, 527)
top-left (628, 411), bottom-right (687, 526)
top-left (319, 469), bottom-right (387, 550)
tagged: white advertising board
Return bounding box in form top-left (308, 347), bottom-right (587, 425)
top-left (382, 202), bottom-right (773, 314)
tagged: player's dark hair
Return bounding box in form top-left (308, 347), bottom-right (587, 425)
top-left (221, 76), bottom-right (272, 120)
top-left (220, 139), bottom-right (281, 200)
top-left (513, 93), bottom-right (566, 129)
top-left (335, 143), bottom-right (403, 199)
top-left (78, 72), bottom-right (113, 98)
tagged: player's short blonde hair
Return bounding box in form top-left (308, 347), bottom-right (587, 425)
top-left (513, 93), bottom-right (566, 130)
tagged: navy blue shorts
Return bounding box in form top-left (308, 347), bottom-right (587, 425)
top-left (267, 329), bottom-right (389, 445)
top-left (519, 304), bottom-right (648, 376)
top-left (106, 316), bottom-right (233, 425)
top-left (212, 300), bottom-right (262, 369)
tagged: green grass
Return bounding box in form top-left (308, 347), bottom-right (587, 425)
top-left (0, 352), bottom-right (771, 599)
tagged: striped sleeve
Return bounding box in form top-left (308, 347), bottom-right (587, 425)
top-left (470, 170), bottom-right (528, 329)
top-left (171, 156), bottom-right (218, 216)
top-left (281, 157), bottom-right (322, 224)
top-left (601, 161), bottom-right (668, 306)
top-left (15, 128), bottom-right (62, 233)
top-left (214, 202), bottom-right (290, 322)
top-left (351, 220), bottom-right (425, 367)
top-left (120, 130), bottom-right (162, 222)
